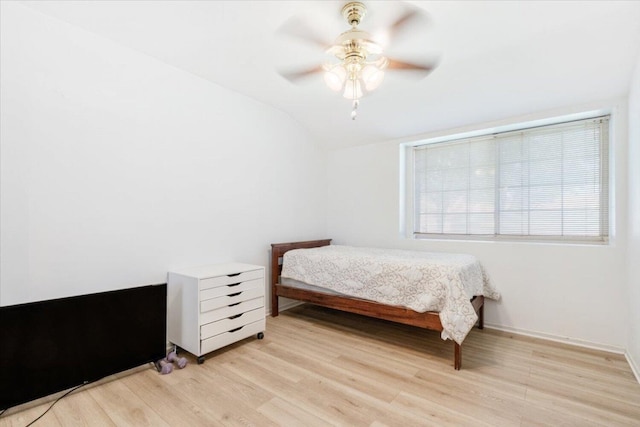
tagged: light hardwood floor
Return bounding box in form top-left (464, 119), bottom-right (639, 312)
top-left (2, 304), bottom-right (640, 426)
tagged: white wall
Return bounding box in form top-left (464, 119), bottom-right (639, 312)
top-left (628, 52), bottom-right (640, 374)
top-left (2, 1), bottom-right (636, 358)
top-left (327, 102), bottom-right (629, 351)
top-left (0, 3), bottom-right (326, 306)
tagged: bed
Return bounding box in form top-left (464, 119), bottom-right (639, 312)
top-left (270, 239), bottom-right (499, 370)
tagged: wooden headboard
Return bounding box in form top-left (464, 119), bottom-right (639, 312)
top-left (270, 239), bottom-right (331, 315)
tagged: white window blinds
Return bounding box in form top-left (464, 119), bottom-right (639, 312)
top-left (413, 116), bottom-right (609, 242)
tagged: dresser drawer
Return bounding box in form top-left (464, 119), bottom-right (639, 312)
top-left (199, 269), bottom-right (263, 291)
top-left (201, 319), bottom-right (265, 355)
top-left (200, 287), bottom-right (263, 312)
top-left (200, 307), bottom-right (264, 340)
top-left (200, 297), bottom-right (264, 324)
top-left (200, 278), bottom-right (262, 301)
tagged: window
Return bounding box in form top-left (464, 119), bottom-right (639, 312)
top-left (411, 115), bottom-right (609, 243)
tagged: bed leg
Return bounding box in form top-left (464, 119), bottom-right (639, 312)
top-left (478, 303), bottom-right (484, 330)
top-left (271, 292), bottom-right (279, 317)
top-left (270, 251), bottom-right (280, 317)
top-left (454, 343), bottom-right (461, 370)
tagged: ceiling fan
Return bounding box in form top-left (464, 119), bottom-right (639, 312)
top-left (278, 1), bottom-right (438, 119)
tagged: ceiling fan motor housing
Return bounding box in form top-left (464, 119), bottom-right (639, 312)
top-left (342, 2), bottom-right (367, 27)
top-left (334, 3), bottom-right (382, 62)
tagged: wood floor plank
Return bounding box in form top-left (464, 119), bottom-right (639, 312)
top-left (2, 304), bottom-right (640, 426)
top-left (222, 351), bottom-right (341, 425)
top-left (257, 397), bottom-right (332, 427)
top-left (406, 370), bottom-right (522, 425)
top-left (86, 377), bottom-right (169, 427)
top-left (120, 369), bottom-right (213, 427)
top-left (390, 391), bottom-right (497, 426)
top-left (51, 388), bottom-right (117, 426)
top-left (524, 375), bottom-right (640, 425)
top-left (171, 359), bottom-right (280, 427)
top-left (0, 403), bottom-right (63, 427)
top-left (169, 376), bottom-right (278, 426)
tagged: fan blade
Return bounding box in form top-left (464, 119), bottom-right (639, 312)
top-left (277, 16), bottom-right (332, 50)
top-left (385, 6), bottom-right (431, 44)
top-left (279, 65), bottom-right (324, 83)
top-left (387, 58), bottom-right (437, 73)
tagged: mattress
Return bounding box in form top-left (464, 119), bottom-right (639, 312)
top-left (281, 245), bottom-right (500, 344)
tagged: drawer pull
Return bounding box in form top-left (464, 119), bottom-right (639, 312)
top-left (227, 283), bottom-right (241, 287)
top-left (228, 302), bottom-right (241, 307)
top-left (229, 326), bottom-right (244, 333)
top-left (227, 272), bottom-right (241, 277)
top-left (228, 313), bottom-right (244, 320)
top-left (228, 292), bottom-right (242, 297)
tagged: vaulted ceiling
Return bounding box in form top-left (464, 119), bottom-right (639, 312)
top-left (22, 1), bottom-right (640, 149)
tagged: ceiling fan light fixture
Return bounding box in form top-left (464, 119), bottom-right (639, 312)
top-left (343, 78), bottom-right (362, 100)
top-left (324, 64), bottom-right (347, 91)
top-left (278, 1), bottom-right (437, 119)
top-left (361, 63), bottom-right (385, 91)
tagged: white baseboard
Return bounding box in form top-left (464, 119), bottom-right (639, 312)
top-left (482, 322), bottom-right (626, 354)
top-left (626, 351), bottom-right (640, 384)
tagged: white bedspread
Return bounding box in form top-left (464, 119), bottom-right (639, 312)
top-left (281, 245), bottom-right (500, 344)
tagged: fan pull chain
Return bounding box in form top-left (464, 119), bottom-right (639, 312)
top-left (351, 99), bottom-right (359, 120)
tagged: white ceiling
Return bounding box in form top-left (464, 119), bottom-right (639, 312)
top-left (22, 1), bottom-right (640, 149)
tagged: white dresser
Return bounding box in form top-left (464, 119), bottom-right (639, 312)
top-left (167, 262), bottom-right (265, 364)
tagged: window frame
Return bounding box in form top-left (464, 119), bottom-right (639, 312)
top-left (400, 111), bottom-right (612, 245)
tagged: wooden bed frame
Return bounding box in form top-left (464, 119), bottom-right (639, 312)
top-left (270, 239), bottom-right (484, 370)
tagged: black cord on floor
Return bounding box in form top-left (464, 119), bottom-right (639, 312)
top-left (0, 408), bottom-right (6, 416)
top-left (25, 381), bottom-right (88, 426)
